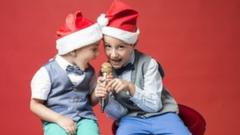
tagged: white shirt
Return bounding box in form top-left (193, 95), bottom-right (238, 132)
top-left (118, 52), bottom-right (163, 112)
top-left (31, 55), bottom-right (96, 100)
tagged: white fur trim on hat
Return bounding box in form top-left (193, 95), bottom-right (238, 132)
top-left (56, 23), bottom-right (102, 55)
top-left (102, 26), bottom-right (140, 44)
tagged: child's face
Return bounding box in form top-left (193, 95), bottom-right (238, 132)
top-left (103, 35), bottom-right (134, 69)
top-left (74, 41), bottom-right (100, 65)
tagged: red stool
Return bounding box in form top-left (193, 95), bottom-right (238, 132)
top-left (112, 104), bottom-right (206, 135)
top-left (178, 104), bottom-right (206, 135)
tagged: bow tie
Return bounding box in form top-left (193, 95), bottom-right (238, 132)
top-left (115, 63), bottom-right (134, 75)
top-left (66, 65), bottom-right (84, 75)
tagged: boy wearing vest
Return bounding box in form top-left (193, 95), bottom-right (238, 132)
top-left (94, 0), bottom-right (192, 135)
top-left (30, 11), bottom-right (102, 135)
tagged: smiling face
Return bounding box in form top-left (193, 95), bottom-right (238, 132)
top-left (103, 35), bottom-right (134, 69)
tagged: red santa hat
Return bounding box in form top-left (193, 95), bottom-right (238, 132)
top-left (56, 11), bottom-right (102, 55)
top-left (97, 0), bottom-right (140, 45)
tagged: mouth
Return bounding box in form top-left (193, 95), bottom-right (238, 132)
top-left (109, 59), bottom-right (122, 68)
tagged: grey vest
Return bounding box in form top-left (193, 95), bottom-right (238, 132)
top-left (44, 60), bottom-right (96, 122)
top-left (114, 50), bottom-right (178, 118)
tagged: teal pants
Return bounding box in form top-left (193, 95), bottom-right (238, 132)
top-left (44, 118), bottom-right (99, 135)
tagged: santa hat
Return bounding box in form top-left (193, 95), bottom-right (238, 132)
top-left (97, 0), bottom-right (140, 45)
top-left (56, 11), bottom-right (102, 55)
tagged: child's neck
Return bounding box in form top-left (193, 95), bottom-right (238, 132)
top-left (74, 62), bottom-right (89, 71)
top-left (62, 55), bottom-right (89, 71)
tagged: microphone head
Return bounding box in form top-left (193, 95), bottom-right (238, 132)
top-left (101, 62), bottom-right (112, 74)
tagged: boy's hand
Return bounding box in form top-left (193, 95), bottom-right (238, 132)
top-left (106, 78), bottom-right (129, 93)
top-left (56, 115), bottom-right (77, 135)
top-left (93, 77), bottom-right (109, 99)
top-left (106, 78), bottom-right (136, 96)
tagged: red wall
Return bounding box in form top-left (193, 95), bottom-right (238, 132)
top-left (1, 0), bottom-right (239, 135)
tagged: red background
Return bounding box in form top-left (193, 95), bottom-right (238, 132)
top-left (1, 0), bottom-right (239, 135)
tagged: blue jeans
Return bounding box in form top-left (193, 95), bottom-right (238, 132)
top-left (116, 113), bottom-right (191, 135)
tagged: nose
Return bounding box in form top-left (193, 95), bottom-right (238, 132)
top-left (110, 49), bottom-right (118, 58)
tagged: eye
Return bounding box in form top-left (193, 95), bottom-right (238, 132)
top-left (117, 44), bottom-right (129, 50)
top-left (104, 44), bottom-right (111, 48)
top-left (119, 45), bottom-right (125, 49)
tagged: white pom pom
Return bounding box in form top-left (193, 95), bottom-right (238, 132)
top-left (97, 14), bottom-right (109, 27)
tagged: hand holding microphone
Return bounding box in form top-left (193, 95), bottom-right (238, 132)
top-left (100, 62), bottom-right (112, 112)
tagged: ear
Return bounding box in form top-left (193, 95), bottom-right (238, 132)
top-left (69, 50), bottom-right (77, 57)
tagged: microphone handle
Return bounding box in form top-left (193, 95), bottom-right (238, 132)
top-left (100, 97), bottom-right (105, 112)
top-left (100, 73), bottom-right (108, 112)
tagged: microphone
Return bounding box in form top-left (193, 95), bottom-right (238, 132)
top-left (100, 62), bottom-right (112, 112)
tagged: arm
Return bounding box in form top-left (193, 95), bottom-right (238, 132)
top-left (92, 76), bottom-right (128, 120)
top-left (91, 76), bottom-right (109, 105)
top-left (93, 77), bottom-right (128, 120)
top-left (30, 67), bottom-right (76, 134)
top-left (90, 92), bottom-right (99, 106)
top-left (104, 94), bottom-right (128, 120)
top-left (30, 98), bottom-right (63, 123)
top-left (89, 74), bottom-right (98, 106)
top-left (107, 59), bottom-right (163, 112)
top-left (130, 59), bottom-right (163, 112)
top-left (30, 98), bottom-right (76, 134)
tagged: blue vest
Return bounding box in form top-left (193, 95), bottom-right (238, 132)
top-left (44, 60), bottom-right (96, 122)
top-left (114, 50), bottom-right (178, 118)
